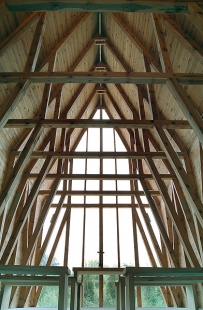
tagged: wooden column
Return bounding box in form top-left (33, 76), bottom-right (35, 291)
top-left (125, 272), bottom-right (135, 310)
top-left (0, 285), bottom-right (12, 310)
top-left (58, 272), bottom-right (69, 310)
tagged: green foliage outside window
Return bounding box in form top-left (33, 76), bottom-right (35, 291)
top-left (38, 258), bottom-right (165, 308)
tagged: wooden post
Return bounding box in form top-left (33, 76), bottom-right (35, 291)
top-left (0, 285), bottom-right (11, 310)
top-left (125, 272), bottom-right (135, 310)
top-left (186, 285), bottom-right (198, 310)
top-left (70, 277), bottom-right (77, 310)
top-left (58, 272), bottom-right (69, 310)
top-left (119, 276), bottom-right (126, 310)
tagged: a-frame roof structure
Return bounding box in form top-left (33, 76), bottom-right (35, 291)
top-left (0, 0), bottom-right (203, 307)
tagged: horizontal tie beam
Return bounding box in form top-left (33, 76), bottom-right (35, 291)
top-left (1, 72), bottom-right (203, 84)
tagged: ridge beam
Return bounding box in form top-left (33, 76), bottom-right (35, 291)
top-left (5, 119), bottom-right (191, 129)
top-left (5, 1), bottom-right (195, 14)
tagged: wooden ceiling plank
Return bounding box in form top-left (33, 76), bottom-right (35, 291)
top-left (1, 71), bottom-right (203, 84)
top-left (0, 12), bottom-right (39, 57)
top-left (48, 38), bottom-right (95, 106)
top-left (0, 157), bottom-right (53, 264)
top-left (114, 84), bottom-right (139, 119)
top-left (5, 119), bottom-right (191, 129)
top-left (167, 78), bottom-right (203, 146)
top-left (155, 125), bottom-right (203, 229)
top-left (111, 12), bottom-right (162, 72)
top-left (186, 3), bottom-right (203, 33)
top-left (161, 14), bottom-right (203, 65)
top-left (5, 0), bottom-right (192, 13)
top-left (0, 123), bottom-right (43, 216)
top-left (145, 155), bottom-right (201, 267)
top-left (105, 40), bottom-right (148, 101)
top-left (37, 12), bottom-right (91, 71)
top-left (0, 12), bottom-right (46, 130)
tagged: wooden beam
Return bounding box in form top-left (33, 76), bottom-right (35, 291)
top-left (12, 150), bottom-right (187, 159)
top-left (151, 13), bottom-right (173, 73)
top-left (167, 78), bottom-right (203, 146)
top-left (5, 0), bottom-right (194, 13)
top-left (51, 203), bottom-right (149, 208)
top-left (1, 71), bottom-right (203, 84)
top-left (155, 125), bottom-right (203, 229)
top-left (5, 119), bottom-right (191, 129)
top-left (0, 124), bottom-right (43, 216)
top-left (26, 173), bottom-right (176, 180)
top-left (145, 155), bottom-right (200, 267)
top-left (123, 266), bottom-right (203, 276)
top-left (38, 190), bottom-right (160, 196)
top-left (0, 12), bottom-right (39, 57)
top-left (22, 178), bottom-right (61, 264)
top-left (0, 13), bottom-right (46, 130)
top-left (0, 157), bottom-right (53, 264)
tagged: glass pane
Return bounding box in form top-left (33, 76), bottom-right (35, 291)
top-left (103, 274), bottom-right (118, 307)
top-left (88, 128), bottom-right (100, 151)
top-left (115, 132), bottom-right (126, 151)
top-left (68, 209), bottom-right (84, 269)
top-left (87, 159), bottom-right (100, 174)
top-left (83, 274), bottom-right (99, 307)
top-left (116, 159), bottom-right (129, 173)
top-left (103, 180), bottom-right (116, 190)
top-left (103, 128), bottom-right (114, 151)
top-left (93, 110), bottom-right (100, 119)
top-left (102, 110), bottom-right (109, 119)
top-left (86, 180), bottom-right (99, 190)
top-left (141, 286), bottom-right (165, 307)
top-left (136, 225), bottom-right (151, 267)
top-left (117, 180), bottom-right (130, 190)
top-left (71, 196), bottom-right (84, 203)
top-left (118, 196), bottom-right (131, 203)
top-left (103, 159), bottom-right (115, 174)
top-left (75, 131), bottom-right (87, 151)
top-left (119, 208), bottom-right (134, 266)
top-left (86, 196), bottom-right (99, 204)
top-left (84, 209), bottom-right (99, 265)
top-left (72, 159), bottom-right (85, 174)
top-left (103, 196), bottom-right (116, 204)
top-left (103, 208), bottom-right (118, 267)
top-left (137, 209), bottom-right (160, 266)
top-left (72, 180), bottom-right (84, 190)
